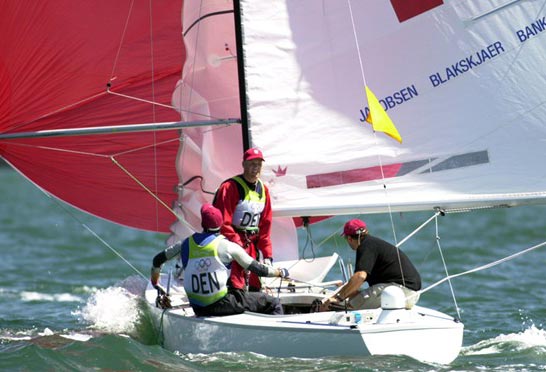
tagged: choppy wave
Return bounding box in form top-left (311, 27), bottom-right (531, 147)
top-left (0, 327), bottom-right (92, 343)
top-left (464, 324), bottom-right (546, 356)
top-left (20, 291), bottom-right (83, 303)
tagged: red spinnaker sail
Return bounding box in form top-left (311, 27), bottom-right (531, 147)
top-left (0, 1), bottom-right (185, 233)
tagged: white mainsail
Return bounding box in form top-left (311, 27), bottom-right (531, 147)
top-left (239, 0), bottom-right (546, 218)
top-left (171, 1), bottom-right (546, 255)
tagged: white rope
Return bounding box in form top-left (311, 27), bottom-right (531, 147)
top-left (3, 92), bottom-right (106, 134)
top-left (109, 0), bottom-right (134, 81)
top-left (106, 89), bottom-right (177, 111)
top-left (420, 239), bottom-right (546, 295)
top-left (346, 0), bottom-right (367, 89)
top-left (110, 155), bottom-right (194, 232)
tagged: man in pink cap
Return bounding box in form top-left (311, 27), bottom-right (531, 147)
top-left (213, 147), bottom-right (273, 293)
top-left (150, 203), bottom-right (289, 316)
top-left (322, 218), bottom-right (421, 310)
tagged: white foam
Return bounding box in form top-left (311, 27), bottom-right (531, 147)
top-left (60, 332), bottom-right (94, 342)
top-left (1, 327), bottom-right (61, 341)
top-left (464, 324), bottom-right (546, 355)
top-left (0, 330), bottom-right (32, 341)
top-left (20, 291), bottom-right (83, 303)
top-left (39, 328), bottom-right (55, 336)
top-left (496, 324), bottom-right (546, 348)
top-left (75, 286), bottom-right (142, 335)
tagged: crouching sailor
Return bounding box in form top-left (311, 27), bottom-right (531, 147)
top-left (151, 203), bottom-right (289, 316)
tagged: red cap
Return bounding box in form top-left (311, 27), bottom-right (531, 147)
top-left (200, 203), bottom-right (223, 231)
top-left (341, 219), bottom-right (367, 236)
top-left (243, 148), bottom-right (265, 162)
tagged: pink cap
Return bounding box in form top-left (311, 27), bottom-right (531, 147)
top-left (341, 219), bottom-right (367, 236)
top-left (201, 203), bottom-right (223, 231)
top-left (243, 148), bottom-right (265, 162)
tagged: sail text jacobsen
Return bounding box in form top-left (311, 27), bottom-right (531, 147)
top-left (429, 41), bottom-right (505, 87)
top-left (359, 85), bottom-right (418, 123)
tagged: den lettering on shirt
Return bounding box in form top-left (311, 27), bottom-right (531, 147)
top-left (191, 271), bottom-right (221, 294)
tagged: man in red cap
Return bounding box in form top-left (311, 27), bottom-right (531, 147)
top-left (150, 203), bottom-right (289, 316)
top-left (322, 218), bottom-right (421, 310)
top-left (213, 147), bottom-right (273, 293)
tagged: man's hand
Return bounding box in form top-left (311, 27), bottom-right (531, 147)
top-left (277, 268), bottom-right (289, 278)
top-left (264, 258), bottom-right (273, 266)
top-left (155, 293), bottom-right (172, 309)
top-left (154, 284), bottom-right (167, 296)
top-left (319, 296), bottom-right (339, 312)
top-left (154, 285), bottom-right (171, 309)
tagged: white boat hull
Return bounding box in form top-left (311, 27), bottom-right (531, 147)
top-left (145, 275), bottom-right (463, 364)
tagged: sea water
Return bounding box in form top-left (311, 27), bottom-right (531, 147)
top-left (1, 167), bottom-right (546, 371)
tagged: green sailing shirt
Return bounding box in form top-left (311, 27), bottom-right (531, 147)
top-left (231, 176), bottom-right (266, 232)
top-left (183, 235), bottom-right (229, 307)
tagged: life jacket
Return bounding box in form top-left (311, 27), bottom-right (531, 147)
top-left (230, 176), bottom-right (266, 232)
top-left (183, 235), bottom-right (229, 307)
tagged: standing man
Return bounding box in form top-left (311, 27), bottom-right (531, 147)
top-left (213, 148), bottom-right (273, 292)
top-left (322, 219), bottom-right (421, 310)
top-left (150, 203), bottom-right (289, 316)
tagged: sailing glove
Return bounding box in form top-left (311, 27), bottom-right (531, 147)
top-left (278, 268), bottom-right (290, 278)
top-left (155, 292), bottom-right (171, 309)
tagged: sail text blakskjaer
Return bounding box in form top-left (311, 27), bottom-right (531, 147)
top-left (429, 41), bottom-right (505, 87)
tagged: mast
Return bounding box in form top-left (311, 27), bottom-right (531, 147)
top-left (233, 0), bottom-right (250, 150)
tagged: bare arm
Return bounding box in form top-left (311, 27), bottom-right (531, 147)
top-left (325, 271), bottom-right (367, 304)
top-left (150, 242), bottom-right (182, 285)
top-left (220, 239), bottom-right (280, 277)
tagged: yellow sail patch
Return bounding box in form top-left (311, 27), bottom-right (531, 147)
top-left (365, 86), bottom-right (402, 143)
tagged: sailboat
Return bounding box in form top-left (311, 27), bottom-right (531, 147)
top-left (2, 0), bottom-right (546, 365)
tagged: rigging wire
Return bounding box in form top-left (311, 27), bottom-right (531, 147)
top-left (109, 0), bottom-right (134, 81)
top-left (420, 240), bottom-right (546, 295)
top-left (147, 0), bottom-right (161, 233)
top-left (433, 215), bottom-right (462, 320)
top-left (393, 208), bottom-right (545, 320)
top-left (396, 211), bottom-right (442, 248)
top-left (347, 0), bottom-right (405, 287)
top-left (110, 155), bottom-right (195, 232)
top-left (36, 188), bottom-right (148, 281)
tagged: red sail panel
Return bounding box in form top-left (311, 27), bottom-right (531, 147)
top-left (0, 0), bottom-right (185, 232)
top-left (389, 0), bottom-right (444, 22)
